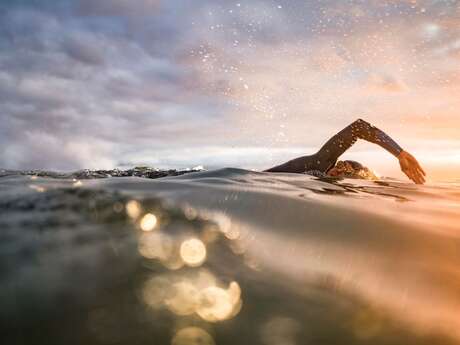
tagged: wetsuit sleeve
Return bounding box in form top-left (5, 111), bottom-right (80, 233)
top-left (315, 118), bottom-right (403, 172)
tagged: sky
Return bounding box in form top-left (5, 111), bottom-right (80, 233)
top-left (1, 0), bottom-right (459, 180)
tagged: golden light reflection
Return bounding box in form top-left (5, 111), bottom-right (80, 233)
top-left (225, 226), bottom-right (240, 240)
top-left (138, 232), bottom-right (184, 270)
top-left (137, 204), bottom-right (243, 323)
top-left (140, 213), bottom-right (157, 231)
top-left (73, 180), bottom-right (83, 187)
top-left (139, 232), bottom-right (168, 259)
top-left (164, 281), bottom-right (200, 316)
top-left (196, 286), bottom-right (234, 322)
top-left (180, 238), bottom-right (207, 267)
top-left (228, 281), bottom-right (242, 307)
top-left (172, 327), bottom-right (215, 345)
top-left (142, 270), bottom-right (242, 323)
top-left (194, 269), bottom-right (217, 290)
top-left (126, 200), bottom-right (141, 219)
top-left (161, 251), bottom-right (185, 270)
top-left (196, 281), bottom-right (242, 322)
top-left (210, 212), bottom-right (244, 242)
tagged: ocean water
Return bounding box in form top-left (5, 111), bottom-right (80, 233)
top-left (1, 168), bottom-right (459, 345)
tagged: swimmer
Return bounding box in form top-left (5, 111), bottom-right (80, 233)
top-left (265, 118), bottom-right (426, 184)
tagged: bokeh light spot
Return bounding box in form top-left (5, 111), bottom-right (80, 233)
top-left (126, 200), bottom-right (142, 219)
top-left (164, 281), bottom-right (200, 316)
top-left (180, 238), bottom-right (207, 267)
top-left (140, 213), bottom-right (157, 231)
top-left (196, 286), bottom-right (234, 322)
top-left (172, 327), bottom-right (215, 345)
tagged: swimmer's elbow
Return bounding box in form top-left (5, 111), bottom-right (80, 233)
top-left (354, 118), bottom-right (367, 124)
top-left (349, 118), bottom-right (373, 139)
top-left (352, 118), bottom-right (372, 128)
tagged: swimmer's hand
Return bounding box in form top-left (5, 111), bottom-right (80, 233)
top-left (398, 151), bottom-right (426, 184)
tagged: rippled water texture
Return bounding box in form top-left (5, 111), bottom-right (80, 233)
top-left (1, 168), bottom-right (459, 345)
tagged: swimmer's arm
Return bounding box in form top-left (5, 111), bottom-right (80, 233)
top-left (316, 118), bottom-right (402, 166)
top-left (316, 119), bottom-right (425, 183)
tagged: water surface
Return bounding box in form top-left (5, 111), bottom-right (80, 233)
top-left (1, 168), bottom-right (459, 345)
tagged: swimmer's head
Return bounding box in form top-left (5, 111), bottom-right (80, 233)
top-left (327, 160), bottom-right (377, 180)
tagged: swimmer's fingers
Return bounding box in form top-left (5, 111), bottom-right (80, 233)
top-left (409, 155), bottom-right (426, 184)
top-left (403, 167), bottom-right (419, 184)
top-left (415, 167), bottom-right (426, 184)
top-left (412, 168), bottom-right (425, 184)
top-left (413, 157), bottom-right (426, 176)
top-left (408, 169), bottom-right (424, 185)
top-left (399, 151), bottom-right (426, 184)
top-left (408, 162), bottom-right (425, 184)
top-left (399, 156), bottom-right (414, 183)
top-left (401, 165), bottom-right (416, 184)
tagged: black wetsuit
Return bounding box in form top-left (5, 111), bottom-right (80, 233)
top-left (265, 119), bottom-right (403, 174)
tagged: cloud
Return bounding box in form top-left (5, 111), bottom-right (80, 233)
top-left (76, 0), bottom-right (161, 16)
top-left (0, 0), bottom-right (459, 174)
top-left (3, 131), bottom-right (115, 171)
